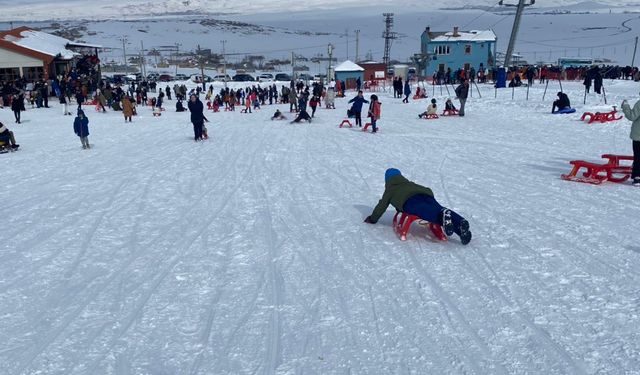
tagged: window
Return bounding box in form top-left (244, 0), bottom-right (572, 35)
top-left (464, 45), bottom-right (472, 55)
top-left (0, 68), bottom-right (20, 82)
top-left (23, 67), bottom-right (44, 81)
top-left (434, 45), bottom-right (450, 55)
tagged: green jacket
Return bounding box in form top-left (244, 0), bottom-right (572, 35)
top-left (622, 99), bottom-right (640, 141)
top-left (369, 175), bottom-right (434, 223)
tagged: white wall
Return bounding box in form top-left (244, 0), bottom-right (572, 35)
top-left (0, 47), bottom-right (43, 69)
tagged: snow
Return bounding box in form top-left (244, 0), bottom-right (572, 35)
top-left (1, 79), bottom-right (640, 374)
top-left (334, 60), bottom-right (364, 72)
top-left (0, 0), bottom-right (638, 21)
top-left (2, 28), bottom-right (78, 59)
top-left (430, 30), bottom-right (498, 43)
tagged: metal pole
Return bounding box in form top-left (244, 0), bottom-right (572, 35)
top-left (526, 83), bottom-right (529, 100)
top-left (355, 29), bottom-right (360, 63)
top-left (632, 36), bottom-right (638, 67)
top-left (503, 0), bottom-right (531, 68)
top-left (542, 79), bottom-right (549, 101)
top-left (221, 40), bottom-right (227, 88)
top-left (122, 37), bottom-right (128, 74)
top-left (175, 43), bottom-right (180, 76)
top-left (345, 29), bottom-right (349, 60)
top-left (474, 82), bottom-right (482, 98)
top-left (583, 86), bottom-right (587, 105)
top-left (602, 85), bottom-right (607, 105)
top-left (291, 51), bottom-right (295, 80)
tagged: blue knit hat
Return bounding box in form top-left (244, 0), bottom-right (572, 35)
top-left (385, 168), bottom-right (401, 182)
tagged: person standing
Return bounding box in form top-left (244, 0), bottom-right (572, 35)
top-left (348, 90), bottom-right (369, 127)
top-left (11, 94), bottom-right (24, 124)
top-left (367, 94), bottom-right (381, 133)
top-left (402, 80), bottom-right (411, 103)
top-left (455, 79), bottom-right (469, 116)
top-left (122, 96), bottom-right (134, 122)
top-left (188, 94), bottom-right (209, 141)
top-left (73, 109), bottom-right (90, 149)
top-left (622, 97), bottom-right (640, 186)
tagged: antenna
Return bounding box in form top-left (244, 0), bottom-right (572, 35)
top-left (382, 13), bottom-right (397, 72)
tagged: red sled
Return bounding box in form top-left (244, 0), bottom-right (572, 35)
top-left (422, 114), bottom-right (439, 120)
top-left (362, 122), bottom-right (378, 132)
top-left (393, 212), bottom-right (447, 242)
top-left (339, 119), bottom-right (353, 128)
top-left (441, 109), bottom-right (459, 116)
top-left (561, 154), bottom-right (633, 185)
top-left (580, 108), bottom-right (623, 124)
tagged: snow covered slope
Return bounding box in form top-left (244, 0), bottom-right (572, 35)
top-left (1, 79), bottom-right (639, 374)
top-left (1, 0), bottom-right (638, 21)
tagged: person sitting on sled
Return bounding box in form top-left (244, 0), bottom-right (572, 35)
top-left (271, 109), bottom-right (286, 120)
top-left (418, 98), bottom-right (438, 119)
top-left (445, 98), bottom-right (457, 111)
top-left (552, 91), bottom-right (571, 113)
top-left (364, 168), bottom-right (472, 245)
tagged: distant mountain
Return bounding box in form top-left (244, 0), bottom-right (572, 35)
top-left (0, 0), bottom-right (636, 22)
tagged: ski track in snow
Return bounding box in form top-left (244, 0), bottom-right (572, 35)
top-left (1, 79), bottom-right (640, 374)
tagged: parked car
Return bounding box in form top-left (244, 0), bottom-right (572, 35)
top-left (258, 73), bottom-right (274, 80)
top-left (274, 73), bottom-right (291, 81)
top-left (313, 74), bottom-right (326, 82)
top-left (158, 74), bottom-right (174, 82)
top-left (232, 73), bottom-right (255, 82)
top-left (146, 73), bottom-right (160, 81)
top-left (175, 73), bottom-right (190, 81)
top-left (190, 74), bottom-right (213, 83)
top-left (212, 74), bottom-right (231, 81)
top-left (298, 73), bottom-right (314, 81)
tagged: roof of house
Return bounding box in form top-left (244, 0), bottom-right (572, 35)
top-left (334, 60), bottom-right (364, 72)
top-left (0, 27), bottom-right (88, 61)
top-left (429, 30), bottom-right (497, 43)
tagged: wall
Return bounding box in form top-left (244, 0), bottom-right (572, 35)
top-left (421, 39), bottom-right (495, 76)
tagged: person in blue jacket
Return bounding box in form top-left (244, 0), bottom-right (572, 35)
top-left (402, 80), bottom-right (411, 103)
top-left (73, 109), bottom-right (90, 149)
top-left (348, 90), bottom-right (369, 127)
top-left (364, 168), bottom-right (472, 244)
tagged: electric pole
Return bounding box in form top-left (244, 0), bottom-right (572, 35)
top-left (632, 36), bottom-right (638, 67)
top-left (174, 43), bottom-right (181, 76)
top-left (140, 41), bottom-right (146, 77)
top-left (382, 13), bottom-right (397, 73)
top-left (328, 43), bottom-right (334, 81)
top-left (345, 29), bottom-right (349, 60)
top-left (355, 29), bottom-right (360, 63)
top-left (120, 37), bottom-right (128, 74)
top-left (221, 40), bottom-right (227, 88)
top-left (500, 0), bottom-right (535, 67)
top-left (291, 51), bottom-right (295, 80)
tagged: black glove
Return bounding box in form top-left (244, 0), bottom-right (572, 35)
top-left (364, 216), bottom-right (375, 224)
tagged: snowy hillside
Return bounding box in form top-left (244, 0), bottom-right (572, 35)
top-left (1, 79), bottom-right (640, 374)
top-left (1, 0), bottom-right (638, 22)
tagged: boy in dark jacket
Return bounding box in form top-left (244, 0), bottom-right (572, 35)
top-left (552, 92), bottom-right (571, 113)
top-left (73, 109), bottom-right (90, 149)
top-left (348, 91), bottom-right (369, 127)
top-left (364, 168), bottom-right (472, 245)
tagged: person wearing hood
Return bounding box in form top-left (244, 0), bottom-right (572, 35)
top-left (348, 90), bottom-right (369, 127)
top-left (402, 80), bottom-right (411, 103)
top-left (0, 121), bottom-right (19, 151)
top-left (73, 109), bottom-right (90, 149)
top-left (188, 94), bottom-right (209, 141)
top-left (364, 168), bottom-right (472, 245)
top-left (622, 95), bottom-right (640, 186)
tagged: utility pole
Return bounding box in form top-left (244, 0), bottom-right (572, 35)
top-left (120, 37), bottom-right (128, 74)
top-left (197, 45), bottom-right (206, 91)
top-left (174, 43), bottom-right (181, 76)
top-left (500, 0), bottom-right (535, 67)
top-left (291, 51), bottom-right (295, 80)
top-left (382, 13), bottom-right (397, 73)
top-left (355, 29), bottom-right (360, 63)
top-left (327, 43), bottom-right (334, 81)
top-left (221, 40), bottom-right (227, 88)
top-left (632, 36), bottom-right (638, 67)
top-left (345, 29), bottom-right (349, 60)
top-left (140, 41), bottom-right (146, 78)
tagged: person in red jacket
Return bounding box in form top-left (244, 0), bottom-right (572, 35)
top-left (368, 94), bottom-right (381, 133)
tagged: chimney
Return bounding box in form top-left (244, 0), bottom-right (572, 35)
top-left (453, 26), bottom-right (460, 37)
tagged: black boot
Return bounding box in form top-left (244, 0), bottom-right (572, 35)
top-left (459, 220), bottom-right (472, 245)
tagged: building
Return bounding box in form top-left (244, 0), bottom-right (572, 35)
top-left (420, 26), bottom-right (497, 76)
top-left (357, 61), bottom-right (386, 82)
top-left (0, 26), bottom-right (101, 82)
top-left (334, 60), bottom-right (364, 90)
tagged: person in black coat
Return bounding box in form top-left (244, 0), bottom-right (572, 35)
top-left (552, 92), bottom-right (571, 113)
top-left (187, 94), bottom-right (209, 141)
top-left (11, 94), bottom-right (24, 123)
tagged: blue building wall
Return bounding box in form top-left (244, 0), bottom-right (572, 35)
top-left (420, 32), bottom-right (496, 76)
top-left (335, 71), bottom-right (364, 89)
